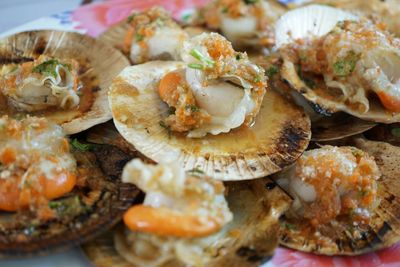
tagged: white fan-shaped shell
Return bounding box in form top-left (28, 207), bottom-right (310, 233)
top-left (275, 4), bottom-right (358, 48)
top-left (109, 61), bottom-right (311, 181)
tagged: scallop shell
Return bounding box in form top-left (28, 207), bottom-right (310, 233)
top-left (311, 113), bottom-right (377, 141)
top-left (99, 21), bottom-right (131, 54)
top-left (99, 20), bottom-right (207, 61)
top-left (274, 4), bottom-right (358, 48)
top-left (273, 81), bottom-right (377, 141)
top-left (82, 178), bottom-right (292, 267)
top-left (279, 138), bottom-right (400, 255)
top-left (307, 0), bottom-right (400, 36)
top-left (249, 53), bottom-right (376, 141)
top-left (0, 30), bottom-right (129, 134)
top-left (0, 143), bottom-right (140, 257)
top-left (109, 61), bottom-right (311, 181)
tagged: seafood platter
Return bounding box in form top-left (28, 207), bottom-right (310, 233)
top-left (1, 0), bottom-right (400, 266)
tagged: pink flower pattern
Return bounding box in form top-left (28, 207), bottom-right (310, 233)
top-left (72, 0), bottom-right (209, 36)
top-left (71, 0), bottom-right (400, 266)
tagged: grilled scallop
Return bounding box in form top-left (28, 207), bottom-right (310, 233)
top-left (275, 5), bottom-right (400, 123)
top-left (276, 139), bottom-right (400, 255)
top-left (0, 115), bottom-right (139, 256)
top-left (0, 30), bottom-right (129, 134)
top-left (100, 7), bottom-right (189, 64)
top-left (109, 33), bottom-right (310, 180)
top-left (195, 0), bottom-right (286, 48)
top-left (83, 161), bottom-right (291, 267)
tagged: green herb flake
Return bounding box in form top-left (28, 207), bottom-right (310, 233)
top-left (254, 76), bottom-right (262, 83)
top-left (190, 49), bottom-right (215, 67)
top-left (221, 6), bottom-right (229, 13)
top-left (135, 33), bottom-right (144, 42)
top-left (284, 223), bottom-right (297, 230)
top-left (235, 54), bottom-right (242, 61)
top-left (266, 65), bottom-right (279, 78)
top-left (9, 65), bottom-right (19, 73)
top-left (391, 127), bottom-right (400, 137)
top-left (333, 51), bottom-right (359, 77)
top-left (185, 104), bottom-right (200, 112)
top-left (188, 167), bottom-right (205, 175)
top-left (49, 196), bottom-right (88, 217)
top-left (71, 138), bottom-right (95, 152)
top-left (188, 63), bottom-right (204, 70)
top-left (244, 0), bottom-right (258, 5)
top-left (32, 59), bottom-right (62, 78)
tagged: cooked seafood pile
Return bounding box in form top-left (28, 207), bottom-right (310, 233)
top-left (0, 116), bottom-right (77, 217)
top-left (1, 55), bottom-right (80, 112)
top-left (2, 0), bottom-right (400, 265)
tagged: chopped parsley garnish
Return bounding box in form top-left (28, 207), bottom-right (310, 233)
top-left (188, 63), bottom-right (204, 70)
top-left (186, 104), bottom-right (200, 112)
top-left (71, 138), bottom-right (95, 152)
top-left (190, 49), bottom-right (215, 68)
top-left (266, 65), bottom-right (279, 79)
top-left (254, 76), bottom-right (262, 83)
top-left (333, 50), bottom-right (359, 77)
top-left (235, 54), bottom-right (242, 60)
top-left (135, 33), bottom-right (144, 42)
top-left (49, 196), bottom-right (88, 217)
top-left (222, 6), bottom-right (229, 13)
top-left (9, 65), bottom-right (19, 73)
top-left (391, 127), bottom-right (400, 137)
top-left (188, 167), bottom-right (204, 175)
top-left (32, 59), bottom-right (70, 78)
top-left (244, 0), bottom-right (258, 4)
top-left (284, 223), bottom-right (297, 230)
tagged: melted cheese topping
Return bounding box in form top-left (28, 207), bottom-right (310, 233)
top-left (0, 116), bottom-right (77, 218)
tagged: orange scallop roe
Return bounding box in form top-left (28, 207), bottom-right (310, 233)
top-left (0, 116), bottom-right (77, 219)
top-left (295, 146), bottom-right (380, 226)
top-left (158, 71), bottom-right (211, 132)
